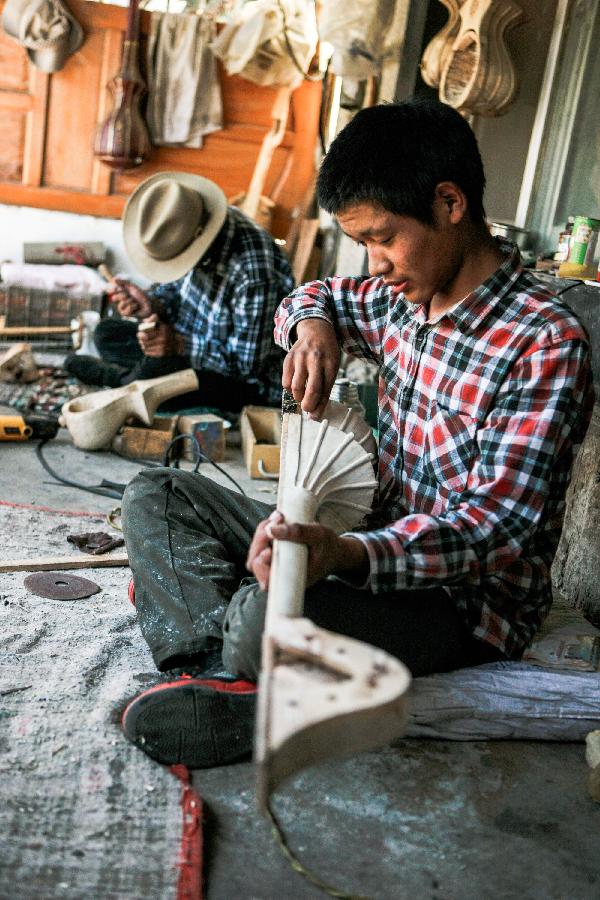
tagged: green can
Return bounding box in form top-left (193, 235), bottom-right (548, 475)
top-left (568, 216), bottom-right (600, 266)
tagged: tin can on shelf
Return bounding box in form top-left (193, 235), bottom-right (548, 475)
top-left (558, 215), bottom-right (600, 278)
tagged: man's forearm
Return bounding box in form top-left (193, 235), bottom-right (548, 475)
top-left (332, 535), bottom-right (370, 584)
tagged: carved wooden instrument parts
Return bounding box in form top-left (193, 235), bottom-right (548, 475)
top-left (0, 342), bottom-right (39, 383)
top-left (420, 0), bottom-right (461, 89)
top-left (423, 0), bottom-right (524, 117)
top-left (256, 400), bottom-right (411, 810)
top-left (60, 368), bottom-right (198, 450)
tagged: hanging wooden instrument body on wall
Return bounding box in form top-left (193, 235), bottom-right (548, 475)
top-left (94, 0), bottom-right (151, 169)
top-left (422, 0), bottom-right (524, 118)
top-left (420, 0), bottom-right (461, 90)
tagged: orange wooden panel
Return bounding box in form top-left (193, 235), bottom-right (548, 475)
top-left (43, 27), bottom-right (108, 190)
top-left (220, 72), bottom-right (285, 130)
top-left (0, 108), bottom-right (26, 182)
top-left (113, 133), bottom-right (289, 195)
top-left (0, 91), bottom-right (34, 111)
top-left (22, 67), bottom-right (49, 186)
top-left (0, 30), bottom-right (29, 91)
top-left (0, 182), bottom-right (125, 215)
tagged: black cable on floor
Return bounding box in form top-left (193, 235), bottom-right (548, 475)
top-left (555, 280), bottom-right (583, 297)
top-left (35, 439), bottom-right (126, 499)
top-left (35, 429), bottom-right (247, 502)
top-left (162, 433), bottom-right (246, 496)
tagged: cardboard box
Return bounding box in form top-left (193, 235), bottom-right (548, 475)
top-left (240, 406), bottom-right (281, 479)
top-left (178, 414), bottom-right (227, 462)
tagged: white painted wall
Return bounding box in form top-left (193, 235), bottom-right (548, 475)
top-left (0, 203), bottom-right (149, 283)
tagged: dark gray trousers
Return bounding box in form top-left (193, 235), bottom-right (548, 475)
top-left (121, 469), bottom-right (501, 680)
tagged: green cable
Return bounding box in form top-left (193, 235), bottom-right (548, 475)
top-left (266, 801), bottom-right (372, 900)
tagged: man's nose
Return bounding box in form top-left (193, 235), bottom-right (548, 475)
top-left (367, 247), bottom-right (392, 278)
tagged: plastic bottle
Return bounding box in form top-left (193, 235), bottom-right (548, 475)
top-left (553, 216), bottom-right (574, 262)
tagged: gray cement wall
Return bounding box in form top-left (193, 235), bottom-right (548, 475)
top-left (545, 276), bottom-right (600, 624)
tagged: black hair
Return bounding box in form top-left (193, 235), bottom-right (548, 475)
top-left (317, 99), bottom-right (486, 225)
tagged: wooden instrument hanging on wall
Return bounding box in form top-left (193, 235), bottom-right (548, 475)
top-left (229, 86), bottom-right (292, 232)
top-left (420, 0), bottom-right (461, 90)
top-left (437, 0), bottom-right (525, 118)
top-left (94, 0), bottom-right (151, 169)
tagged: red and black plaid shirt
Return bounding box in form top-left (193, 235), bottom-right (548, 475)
top-left (274, 243), bottom-right (594, 657)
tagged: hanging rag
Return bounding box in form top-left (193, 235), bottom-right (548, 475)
top-left (146, 12), bottom-right (223, 148)
top-left (318, 0), bottom-right (397, 78)
top-left (209, 0), bottom-right (318, 89)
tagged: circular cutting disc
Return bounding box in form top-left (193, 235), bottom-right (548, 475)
top-left (23, 571), bottom-right (101, 600)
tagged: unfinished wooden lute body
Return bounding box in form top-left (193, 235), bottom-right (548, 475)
top-left (420, 0), bottom-right (461, 90)
top-left (255, 399), bottom-right (411, 810)
top-left (422, 0), bottom-right (524, 117)
top-left (60, 368), bottom-right (198, 450)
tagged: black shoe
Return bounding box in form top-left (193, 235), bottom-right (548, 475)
top-left (121, 676), bottom-right (257, 768)
top-left (64, 353), bottom-right (128, 387)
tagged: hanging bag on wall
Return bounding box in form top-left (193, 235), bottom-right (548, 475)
top-left (209, 0), bottom-right (318, 88)
top-left (317, 0), bottom-right (396, 79)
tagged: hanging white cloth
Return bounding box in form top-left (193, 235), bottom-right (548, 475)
top-left (318, 0), bottom-right (397, 79)
top-left (209, 0), bottom-right (318, 89)
top-left (146, 11), bottom-right (223, 148)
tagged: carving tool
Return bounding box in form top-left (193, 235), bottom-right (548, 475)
top-left (98, 264), bottom-right (154, 328)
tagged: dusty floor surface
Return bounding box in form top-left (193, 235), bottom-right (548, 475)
top-left (1, 405), bottom-right (600, 899)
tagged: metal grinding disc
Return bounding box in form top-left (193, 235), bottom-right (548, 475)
top-left (23, 571), bottom-right (101, 600)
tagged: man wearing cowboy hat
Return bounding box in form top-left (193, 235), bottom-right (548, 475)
top-left (65, 171), bottom-right (294, 412)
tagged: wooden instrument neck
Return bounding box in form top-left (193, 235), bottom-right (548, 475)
top-left (125, 0), bottom-right (140, 42)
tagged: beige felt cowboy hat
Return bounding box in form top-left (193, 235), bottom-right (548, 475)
top-left (2, 0), bottom-right (84, 73)
top-left (123, 172), bottom-right (228, 284)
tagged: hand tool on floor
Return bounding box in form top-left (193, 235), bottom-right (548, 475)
top-left (255, 392), bottom-right (411, 811)
top-left (0, 413), bottom-right (60, 441)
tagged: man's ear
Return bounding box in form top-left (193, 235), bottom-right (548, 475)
top-left (434, 182), bottom-right (467, 224)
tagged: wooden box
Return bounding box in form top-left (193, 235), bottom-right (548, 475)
top-left (240, 406), bottom-right (281, 480)
top-left (178, 414), bottom-right (227, 463)
top-left (111, 416), bottom-right (178, 461)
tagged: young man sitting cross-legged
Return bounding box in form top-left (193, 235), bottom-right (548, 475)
top-left (120, 99), bottom-right (593, 769)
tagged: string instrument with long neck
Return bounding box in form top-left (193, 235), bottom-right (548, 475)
top-left (94, 0), bottom-right (151, 169)
top-left (255, 396), bottom-right (411, 811)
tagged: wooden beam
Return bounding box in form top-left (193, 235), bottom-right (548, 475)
top-left (0, 326), bottom-right (75, 336)
top-left (0, 553), bottom-right (129, 573)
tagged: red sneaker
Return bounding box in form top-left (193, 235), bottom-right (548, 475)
top-left (122, 677), bottom-right (257, 768)
top-left (128, 578), bottom-right (136, 607)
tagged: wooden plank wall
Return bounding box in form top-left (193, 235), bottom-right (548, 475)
top-left (0, 0), bottom-right (321, 239)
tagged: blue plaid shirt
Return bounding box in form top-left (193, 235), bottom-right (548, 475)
top-left (274, 243), bottom-right (594, 657)
top-left (151, 206), bottom-right (294, 404)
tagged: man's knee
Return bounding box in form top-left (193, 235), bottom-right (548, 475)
top-left (94, 316), bottom-right (130, 352)
top-left (222, 580), bottom-right (266, 681)
top-left (122, 470), bottom-right (163, 521)
top-left (121, 469), bottom-right (182, 544)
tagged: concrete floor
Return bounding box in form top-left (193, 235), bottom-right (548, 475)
top-left (2, 405), bottom-right (600, 899)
